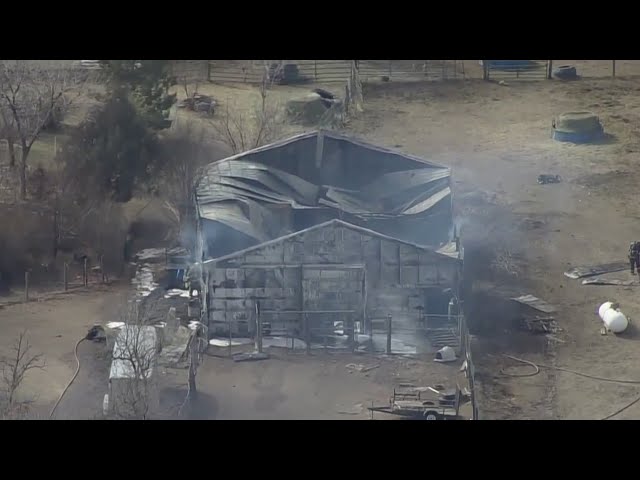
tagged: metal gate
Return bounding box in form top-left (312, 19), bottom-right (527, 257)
top-left (367, 313), bottom-right (462, 355)
top-left (301, 265), bottom-right (365, 351)
top-left (484, 60), bottom-right (549, 81)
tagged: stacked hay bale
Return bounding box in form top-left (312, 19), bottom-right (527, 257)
top-left (552, 111), bottom-right (604, 143)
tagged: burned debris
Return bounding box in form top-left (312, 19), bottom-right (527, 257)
top-left (537, 174), bottom-right (562, 185)
top-left (511, 294), bottom-right (561, 335)
top-left (564, 262), bottom-right (629, 280)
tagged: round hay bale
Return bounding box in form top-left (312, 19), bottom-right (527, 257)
top-left (551, 129), bottom-right (603, 143)
top-left (554, 112), bottom-right (603, 134)
top-left (286, 93), bottom-right (331, 125)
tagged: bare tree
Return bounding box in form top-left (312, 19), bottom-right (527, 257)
top-left (0, 331), bottom-right (46, 419)
top-left (211, 61), bottom-right (285, 154)
top-left (179, 74), bottom-right (200, 102)
top-left (107, 301), bottom-right (159, 420)
top-left (160, 120), bottom-right (217, 246)
top-left (0, 60), bottom-right (85, 199)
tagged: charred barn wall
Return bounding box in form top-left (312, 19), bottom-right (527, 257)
top-left (202, 221), bottom-right (460, 337)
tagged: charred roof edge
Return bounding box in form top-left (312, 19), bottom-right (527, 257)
top-left (201, 130), bottom-right (451, 172)
top-left (200, 218), bottom-right (458, 266)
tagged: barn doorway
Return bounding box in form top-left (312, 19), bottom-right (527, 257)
top-left (301, 265), bottom-right (365, 350)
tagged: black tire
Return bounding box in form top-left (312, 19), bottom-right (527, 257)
top-left (424, 410), bottom-right (442, 421)
top-left (553, 65), bottom-right (577, 80)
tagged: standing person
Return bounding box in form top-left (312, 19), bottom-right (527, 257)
top-left (184, 263), bottom-right (201, 298)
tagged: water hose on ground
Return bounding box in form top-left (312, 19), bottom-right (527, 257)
top-left (498, 354), bottom-right (640, 420)
top-left (49, 337), bottom-right (86, 419)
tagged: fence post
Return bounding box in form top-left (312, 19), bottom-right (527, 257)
top-left (386, 314), bottom-right (392, 355)
top-left (304, 313), bottom-right (311, 355)
top-left (188, 333), bottom-right (198, 399)
top-left (350, 316), bottom-right (356, 353)
top-left (63, 262), bottom-right (68, 292)
top-left (314, 60), bottom-right (318, 82)
top-left (547, 60), bottom-right (553, 80)
top-left (369, 318), bottom-right (375, 352)
top-left (612, 60), bottom-right (616, 78)
top-left (255, 301), bottom-right (263, 354)
top-left (100, 255), bottom-right (105, 283)
top-left (388, 60), bottom-right (393, 81)
top-left (482, 61), bottom-right (489, 81)
top-left (24, 271), bottom-right (29, 302)
top-left (228, 317), bottom-right (233, 358)
top-left (83, 258), bottom-right (88, 287)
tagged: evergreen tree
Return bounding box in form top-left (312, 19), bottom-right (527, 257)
top-left (62, 88), bottom-right (161, 203)
top-left (99, 60), bottom-right (176, 130)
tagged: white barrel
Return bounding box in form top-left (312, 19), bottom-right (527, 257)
top-left (599, 302), bottom-right (613, 319)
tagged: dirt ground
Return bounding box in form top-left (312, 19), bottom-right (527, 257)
top-left (0, 284), bottom-right (128, 419)
top-left (178, 351), bottom-right (468, 420)
top-left (343, 68), bottom-right (640, 420)
top-left (7, 60), bottom-right (640, 420)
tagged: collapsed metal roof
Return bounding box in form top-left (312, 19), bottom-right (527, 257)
top-left (196, 130), bottom-right (453, 252)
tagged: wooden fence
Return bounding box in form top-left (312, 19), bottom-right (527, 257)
top-left (207, 60), bottom-right (465, 84)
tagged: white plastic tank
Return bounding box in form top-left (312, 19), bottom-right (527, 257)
top-left (598, 302), bottom-right (613, 319)
top-left (598, 302), bottom-right (628, 333)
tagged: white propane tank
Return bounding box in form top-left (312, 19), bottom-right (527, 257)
top-left (598, 302), bottom-right (628, 333)
top-left (598, 302), bottom-right (613, 319)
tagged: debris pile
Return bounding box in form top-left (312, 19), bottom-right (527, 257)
top-left (511, 294), bottom-right (561, 336)
top-left (538, 174), bottom-right (562, 185)
top-left (177, 94), bottom-right (215, 115)
top-left (518, 316), bottom-right (561, 334)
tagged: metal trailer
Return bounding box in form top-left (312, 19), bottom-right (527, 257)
top-left (368, 385), bottom-right (464, 420)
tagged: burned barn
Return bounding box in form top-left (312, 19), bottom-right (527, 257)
top-left (194, 131), bottom-right (463, 350)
